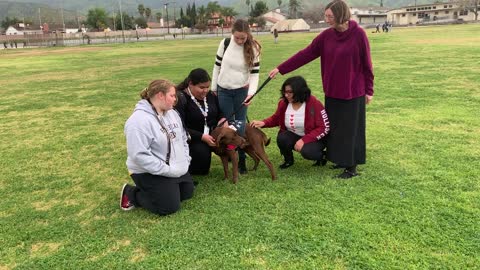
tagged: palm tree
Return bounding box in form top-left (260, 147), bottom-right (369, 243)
top-left (197, 6), bottom-right (207, 24)
top-left (278, 0), bottom-right (282, 9)
top-left (145, 7), bottom-right (151, 22)
top-left (138, 4), bottom-right (145, 18)
top-left (155, 12), bottom-right (162, 23)
top-left (221, 7), bottom-right (238, 27)
top-left (289, 0), bottom-right (300, 19)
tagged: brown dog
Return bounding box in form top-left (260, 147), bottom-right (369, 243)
top-left (210, 127), bottom-right (246, 184)
top-left (242, 125), bottom-right (277, 180)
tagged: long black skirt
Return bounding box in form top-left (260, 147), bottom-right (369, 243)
top-left (325, 96), bottom-right (366, 167)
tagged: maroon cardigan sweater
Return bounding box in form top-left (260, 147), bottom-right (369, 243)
top-left (277, 20), bottom-right (374, 100)
top-left (262, 95), bottom-right (329, 144)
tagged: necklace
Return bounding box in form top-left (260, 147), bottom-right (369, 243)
top-left (187, 87), bottom-right (209, 131)
top-left (187, 87), bottom-right (208, 118)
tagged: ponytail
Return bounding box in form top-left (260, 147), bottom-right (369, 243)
top-left (140, 79), bottom-right (175, 99)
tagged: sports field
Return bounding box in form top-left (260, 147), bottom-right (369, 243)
top-left (0, 23), bottom-right (479, 269)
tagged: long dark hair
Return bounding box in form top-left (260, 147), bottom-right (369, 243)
top-left (177, 68), bottom-right (211, 91)
top-left (280, 76), bottom-right (311, 103)
top-left (232, 19), bottom-right (261, 69)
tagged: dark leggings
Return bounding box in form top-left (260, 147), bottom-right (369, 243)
top-left (130, 173), bottom-right (194, 216)
top-left (188, 141), bottom-right (212, 175)
top-left (277, 130), bottom-right (325, 162)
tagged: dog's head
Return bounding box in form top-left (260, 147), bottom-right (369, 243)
top-left (211, 127), bottom-right (247, 149)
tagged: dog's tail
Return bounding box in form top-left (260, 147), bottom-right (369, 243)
top-left (265, 137), bottom-right (271, 146)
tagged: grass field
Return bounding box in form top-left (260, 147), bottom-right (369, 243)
top-left (1, 23), bottom-right (479, 269)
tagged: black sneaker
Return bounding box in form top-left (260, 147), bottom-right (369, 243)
top-left (120, 183), bottom-right (135, 211)
top-left (279, 161), bottom-right (294, 169)
top-left (313, 158), bottom-right (327, 167)
top-left (336, 169), bottom-right (359, 179)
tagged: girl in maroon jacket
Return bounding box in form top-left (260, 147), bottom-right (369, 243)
top-left (269, 0), bottom-right (374, 178)
top-left (250, 76), bottom-right (330, 169)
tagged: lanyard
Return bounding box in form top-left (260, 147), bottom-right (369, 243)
top-left (148, 100), bottom-right (171, 165)
top-left (187, 87), bottom-right (208, 126)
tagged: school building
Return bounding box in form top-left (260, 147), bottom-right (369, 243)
top-left (387, 1), bottom-right (477, 25)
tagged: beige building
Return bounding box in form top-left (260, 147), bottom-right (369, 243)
top-left (270, 19), bottom-right (310, 33)
top-left (387, 2), bottom-right (477, 25)
top-left (350, 6), bottom-right (389, 25)
top-left (262, 9), bottom-right (288, 28)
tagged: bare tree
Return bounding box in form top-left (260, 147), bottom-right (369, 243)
top-left (303, 2), bottom-right (324, 23)
top-left (458, 0), bottom-right (479, 20)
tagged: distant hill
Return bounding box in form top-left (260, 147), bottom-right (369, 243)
top-left (0, 0), bottom-right (438, 28)
top-left (0, 1), bottom-right (82, 28)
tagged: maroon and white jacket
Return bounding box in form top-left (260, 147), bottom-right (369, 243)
top-left (262, 95), bottom-right (330, 144)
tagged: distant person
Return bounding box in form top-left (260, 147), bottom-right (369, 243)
top-left (3, 41), bottom-right (7, 49)
top-left (375, 24), bottom-right (380, 33)
top-left (268, 0), bottom-right (374, 179)
top-left (211, 18), bottom-right (262, 174)
top-left (273, 28), bottom-right (279, 44)
top-left (120, 79), bottom-right (194, 215)
top-left (250, 76), bottom-right (329, 169)
top-left (175, 68), bottom-right (227, 176)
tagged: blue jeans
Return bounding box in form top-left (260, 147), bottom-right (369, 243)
top-left (217, 85), bottom-right (248, 137)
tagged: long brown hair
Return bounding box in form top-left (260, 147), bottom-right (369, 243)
top-left (232, 19), bottom-right (261, 69)
top-left (325, 0), bottom-right (351, 25)
top-left (140, 79), bottom-right (175, 99)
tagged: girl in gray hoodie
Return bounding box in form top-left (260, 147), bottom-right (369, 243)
top-left (120, 79), bottom-right (194, 215)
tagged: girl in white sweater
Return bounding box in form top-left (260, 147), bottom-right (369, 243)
top-left (211, 19), bottom-right (261, 173)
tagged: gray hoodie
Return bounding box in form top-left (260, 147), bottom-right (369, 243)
top-left (125, 99), bottom-right (191, 177)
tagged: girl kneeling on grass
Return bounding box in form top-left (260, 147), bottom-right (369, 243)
top-left (250, 76), bottom-right (330, 169)
top-left (120, 79), bottom-right (194, 215)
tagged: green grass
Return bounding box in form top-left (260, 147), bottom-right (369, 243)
top-left (1, 24), bottom-right (479, 269)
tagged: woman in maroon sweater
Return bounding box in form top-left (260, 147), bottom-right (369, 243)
top-left (250, 76), bottom-right (330, 169)
top-left (269, 0), bottom-right (374, 178)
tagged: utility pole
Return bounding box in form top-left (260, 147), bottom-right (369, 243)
top-left (164, 3), bottom-right (170, 34)
top-left (76, 10), bottom-right (80, 29)
top-left (38, 8), bottom-right (42, 30)
top-left (119, 0), bottom-right (125, 43)
top-left (113, 11), bottom-right (116, 31)
top-left (60, 1), bottom-right (65, 32)
top-left (173, 2), bottom-right (176, 24)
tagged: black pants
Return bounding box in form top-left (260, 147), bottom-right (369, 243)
top-left (189, 141), bottom-right (212, 175)
top-left (277, 130), bottom-right (326, 162)
top-left (130, 173), bottom-right (194, 216)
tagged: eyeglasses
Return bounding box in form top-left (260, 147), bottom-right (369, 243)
top-left (284, 90), bottom-right (293, 95)
top-left (324, 14), bottom-right (335, 19)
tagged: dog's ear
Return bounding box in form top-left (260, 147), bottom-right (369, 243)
top-left (216, 132), bottom-right (225, 148)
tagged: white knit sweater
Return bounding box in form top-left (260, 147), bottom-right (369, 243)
top-left (211, 35), bottom-right (260, 96)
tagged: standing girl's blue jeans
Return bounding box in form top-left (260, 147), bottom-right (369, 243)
top-left (217, 85), bottom-right (248, 137)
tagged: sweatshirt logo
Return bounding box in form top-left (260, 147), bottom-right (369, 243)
top-left (160, 123), bottom-right (180, 139)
